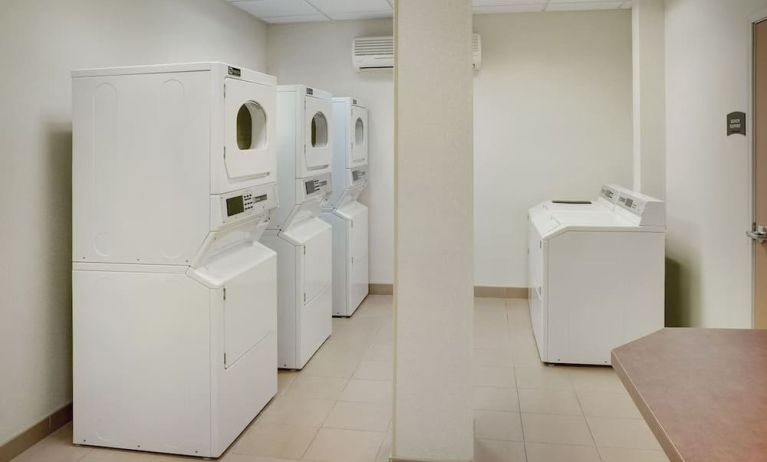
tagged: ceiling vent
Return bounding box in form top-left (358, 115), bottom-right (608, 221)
top-left (352, 34), bottom-right (482, 72)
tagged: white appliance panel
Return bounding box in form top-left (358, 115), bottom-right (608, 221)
top-left (347, 202), bottom-right (369, 311)
top-left (73, 270), bottom-right (212, 456)
top-left (224, 76), bottom-right (277, 183)
top-left (350, 105), bottom-right (368, 166)
top-left (72, 71), bottom-right (211, 265)
top-left (303, 95), bottom-right (333, 174)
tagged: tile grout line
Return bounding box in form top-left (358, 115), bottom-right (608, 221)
top-left (508, 297), bottom-right (531, 462)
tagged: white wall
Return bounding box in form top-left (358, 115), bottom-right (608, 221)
top-left (267, 19), bottom-right (395, 285)
top-left (665, 0), bottom-right (767, 327)
top-left (0, 0), bottom-right (268, 445)
top-left (268, 11), bottom-right (633, 288)
top-left (473, 11), bottom-right (634, 287)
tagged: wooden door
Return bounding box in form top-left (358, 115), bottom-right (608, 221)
top-left (754, 20), bottom-right (767, 328)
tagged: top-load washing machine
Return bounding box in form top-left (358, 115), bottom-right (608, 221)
top-left (72, 63), bottom-right (279, 457)
top-left (528, 185), bottom-right (665, 366)
top-left (261, 85), bottom-right (334, 369)
top-left (320, 97), bottom-right (369, 317)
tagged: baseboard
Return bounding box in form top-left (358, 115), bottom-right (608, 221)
top-left (369, 283), bottom-right (394, 295)
top-left (370, 284), bottom-right (528, 299)
top-left (474, 286), bottom-right (528, 299)
top-left (0, 403), bottom-right (72, 462)
top-left (391, 457), bottom-right (473, 462)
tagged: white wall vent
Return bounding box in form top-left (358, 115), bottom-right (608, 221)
top-left (352, 34), bottom-right (482, 72)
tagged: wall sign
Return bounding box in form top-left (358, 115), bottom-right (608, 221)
top-left (727, 111), bottom-right (746, 136)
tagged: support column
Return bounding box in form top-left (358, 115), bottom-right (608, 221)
top-left (391, 1), bottom-right (474, 461)
top-left (632, 0), bottom-right (666, 199)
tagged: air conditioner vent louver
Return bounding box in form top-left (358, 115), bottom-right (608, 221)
top-left (352, 34), bottom-right (481, 72)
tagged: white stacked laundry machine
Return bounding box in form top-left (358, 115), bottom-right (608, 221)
top-left (528, 185), bottom-right (666, 366)
top-left (261, 85), bottom-right (334, 370)
top-left (72, 63), bottom-right (279, 457)
top-left (321, 97), bottom-right (370, 317)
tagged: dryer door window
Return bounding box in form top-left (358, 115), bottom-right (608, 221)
top-left (303, 96), bottom-right (332, 173)
top-left (225, 77), bottom-right (276, 182)
top-left (350, 106), bottom-right (368, 165)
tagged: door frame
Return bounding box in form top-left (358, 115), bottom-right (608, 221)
top-left (748, 8), bottom-right (767, 327)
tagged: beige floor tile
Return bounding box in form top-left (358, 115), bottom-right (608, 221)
top-left (11, 424), bottom-right (92, 462)
top-left (340, 380), bottom-right (392, 404)
top-left (301, 352), bottom-right (362, 379)
top-left (323, 401), bottom-right (392, 432)
top-left (222, 454), bottom-right (297, 462)
top-left (568, 367), bottom-right (626, 393)
top-left (525, 443), bottom-right (600, 462)
top-left (474, 365), bottom-right (516, 388)
top-left (363, 343), bottom-right (393, 362)
top-left (474, 326), bottom-right (513, 349)
top-left (518, 389), bottom-right (582, 415)
top-left (283, 375), bottom-right (348, 401)
top-left (577, 390), bottom-right (642, 418)
top-left (230, 422), bottom-right (318, 459)
top-left (474, 439), bottom-right (526, 462)
top-left (521, 413), bottom-right (594, 446)
top-left (353, 360), bottom-right (393, 381)
top-left (474, 386), bottom-right (519, 412)
top-left (375, 432), bottom-right (392, 462)
top-left (511, 343), bottom-right (545, 367)
top-left (258, 397), bottom-right (335, 427)
top-left (277, 370), bottom-right (299, 395)
top-left (586, 417), bottom-right (662, 450)
top-left (474, 347), bottom-right (515, 367)
top-left (78, 448), bottom-right (154, 461)
top-left (303, 428), bottom-right (384, 462)
top-left (474, 410), bottom-right (523, 442)
top-left (598, 447), bottom-right (670, 462)
top-left (515, 366), bottom-right (572, 390)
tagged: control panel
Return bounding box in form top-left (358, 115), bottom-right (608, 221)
top-left (304, 175), bottom-right (331, 198)
top-left (351, 167), bottom-right (367, 184)
top-left (617, 193), bottom-right (646, 215)
top-left (219, 183), bottom-right (278, 225)
top-left (600, 186), bottom-right (618, 203)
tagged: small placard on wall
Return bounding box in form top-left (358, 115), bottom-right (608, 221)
top-left (727, 111), bottom-right (746, 136)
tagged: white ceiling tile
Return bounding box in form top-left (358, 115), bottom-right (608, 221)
top-left (327, 10), bottom-right (395, 20)
top-left (307, 0), bottom-right (392, 19)
top-left (474, 4), bottom-right (546, 14)
top-left (262, 14), bottom-right (329, 23)
top-left (545, 1), bottom-right (624, 12)
top-left (473, 0), bottom-right (546, 5)
top-left (230, 0), bottom-right (322, 19)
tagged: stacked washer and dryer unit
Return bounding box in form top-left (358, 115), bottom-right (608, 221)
top-left (72, 63), bottom-right (280, 457)
top-left (528, 185), bottom-right (666, 366)
top-left (321, 97), bottom-right (370, 317)
top-left (261, 85), bottom-right (335, 370)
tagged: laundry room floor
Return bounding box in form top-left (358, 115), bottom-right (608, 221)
top-left (12, 296), bottom-right (667, 462)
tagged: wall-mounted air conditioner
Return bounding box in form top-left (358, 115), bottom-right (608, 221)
top-left (352, 34), bottom-right (482, 72)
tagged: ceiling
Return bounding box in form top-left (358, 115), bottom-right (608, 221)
top-left (227, 0), bottom-right (633, 24)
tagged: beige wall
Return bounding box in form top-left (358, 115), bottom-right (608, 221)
top-left (0, 0), bottom-right (268, 445)
top-left (268, 11), bottom-right (633, 288)
top-left (393, 1), bottom-right (474, 460)
top-left (632, 0), bottom-right (666, 200)
top-left (473, 11), bottom-right (633, 287)
top-left (665, 0), bottom-right (767, 327)
top-left (266, 18), bottom-right (395, 285)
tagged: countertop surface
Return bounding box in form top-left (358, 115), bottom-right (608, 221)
top-left (612, 328), bottom-right (767, 462)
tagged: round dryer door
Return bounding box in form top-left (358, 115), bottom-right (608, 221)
top-left (224, 77), bottom-right (276, 184)
top-left (302, 96), bottom-right (333, 176)
top-left (350, 105), bottom-right (368, 166)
